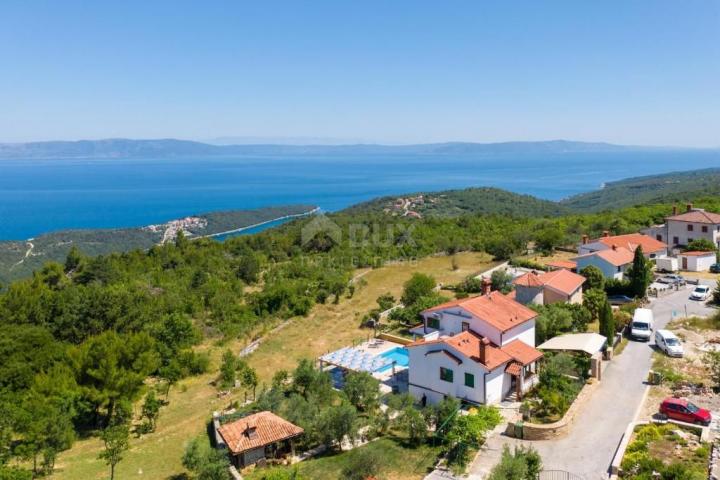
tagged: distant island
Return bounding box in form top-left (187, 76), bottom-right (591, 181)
top-left (0, 205), bottom-right (317, 284)
top-left (0, 138), bottom-right (700, 160)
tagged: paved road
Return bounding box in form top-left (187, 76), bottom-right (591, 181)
top-left (467, 282), bottom-right (716, 480)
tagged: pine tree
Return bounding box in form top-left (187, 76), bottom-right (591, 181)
top-left (599, 298), bottom-right (615, 345)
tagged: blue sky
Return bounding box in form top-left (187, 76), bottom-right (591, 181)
top-left (1, 1), bottom-right (718, 146)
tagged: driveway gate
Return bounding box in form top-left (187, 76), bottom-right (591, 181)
top-left (538, 471), bottom-right (584, 480)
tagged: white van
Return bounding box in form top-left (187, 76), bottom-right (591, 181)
top-left (630, 308), bottom-right (654, 341)
top-left (655, 329), bottom-right (684, 357)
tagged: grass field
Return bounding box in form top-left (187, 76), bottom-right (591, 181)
top-left (50, 251), bottom-right (495, 479)
top-left (243, 436), bottom-right (443, 480)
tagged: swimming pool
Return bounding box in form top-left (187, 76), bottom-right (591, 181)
top-left (376, 347), bottom-right (409, 372)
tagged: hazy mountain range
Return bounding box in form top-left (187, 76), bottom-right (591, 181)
top-left (0, 138), bottom-right (698, 159)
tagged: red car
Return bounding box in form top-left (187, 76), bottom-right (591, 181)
top-left (659, 397), bottom-right (712, 426)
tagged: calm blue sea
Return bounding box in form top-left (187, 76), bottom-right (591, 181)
top-left (1, 150), bottom-right (719, 241)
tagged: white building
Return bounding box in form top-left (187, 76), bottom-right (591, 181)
top-left (407, 291), bottom-right (542, 406)
top-left (642, 204), bottom-right (720, 250)
top-left (677, 251), bottom-right (717, 272)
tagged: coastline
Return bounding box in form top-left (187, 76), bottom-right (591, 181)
top-left (200, 206), bottom-right (320, 239)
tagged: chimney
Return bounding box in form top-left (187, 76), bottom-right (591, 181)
top-left (612, 244), bottom-right (617, 251)
top-left (672, 205), bottom-right (678, 216)
top-left (581, 234), bottom-right (588, 245)
top-left (603, 230), bottom-right (610, 238)
top-left (481, 277), bottom-right (492, 295)
top-left (687, 203), bottom-right (693, 212)
top-left (479, 337), bottom-right (490, 365)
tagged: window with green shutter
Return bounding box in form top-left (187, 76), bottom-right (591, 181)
top-left (440, 367), bottom-right (453, 383)
top-left (464, 372), bottom-right (474, 388)
top-left (428, 317), bottom-right (440, 329)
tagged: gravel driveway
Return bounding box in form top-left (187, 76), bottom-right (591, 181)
top-left (466, 282), bottom-right (717, 480)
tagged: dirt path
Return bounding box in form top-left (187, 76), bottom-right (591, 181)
top-left (11, 239), bottom-right (34, 269)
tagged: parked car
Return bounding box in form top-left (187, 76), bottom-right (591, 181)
top-left (608, 294), bottom-right (634, 305)
top-left (630, 308), bottom-right (654, 342)
top-left (657, 274), bottom-right (686, 286)
top-left (710, 263), bottom-right (720, 274)
top-left (659, 397), bottom-right (711, 426)
top-left (655, 329), bottom-right (684, 357)
top-left (690, 285), bottom-right (711, 301)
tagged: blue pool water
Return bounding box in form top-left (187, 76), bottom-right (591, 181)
top-left (378, 347), bottom-right (410, 372)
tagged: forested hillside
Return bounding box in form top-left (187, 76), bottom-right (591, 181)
top-left (344, 187), bottom-right (570, 218)
top-left (561, 168), bottom-right (720, 212)
top-left (0, 205), bottom-right (315, 285)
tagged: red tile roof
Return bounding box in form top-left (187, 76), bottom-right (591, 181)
top-left (505, 361), bottom-right (522, 376)
top-left (407, 330), bottom-right (512, 371)
top-left (594, 233), bottom-right (667, 254)
top-left (513, 269), bottom-right (585, 296)
top-left (500, 339), bottom-right (543, 365)
top-left (218, 411), bottom-right (304, 455)
top-left (422, 291), bottom-right (537, 333)
top-left (576, 247), bottom-right (634, 267)
top-left (680, 250), bottom-right (716, 257)
top-left (539, 269), bottom-right (586, 296)
top-left (546, 260), bottom-right (577, 270)
top-left (667, 210), bottom-right (720, 224)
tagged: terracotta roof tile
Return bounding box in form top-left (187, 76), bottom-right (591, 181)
top-left (513, 272), bottom-right (545, 287)
top-left (500, 339), bottom-right (543, 365)
top-left (667, 210), bottom-right (720, 224)
top-left (576, 247), bottom-right (634, 267)
top-left (423, 291), bottom-right (537, 332)
top-left (538, 269), bottom-right (585, 296)
top-left (505, 361), bottom-right (522, 376)
top-left (407, 330), bottom-right (512, 371)
top-left (218, 411), bottom-right (304, 455)
top-left (545, 260), bottom-right (577, 270)
top-left (594, 233), bottom-right (667, 254)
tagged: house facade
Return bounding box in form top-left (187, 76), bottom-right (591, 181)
top-left (407, 291), bottom-right (542, 405)
top-left (677, 251), bottom-right (717, 272)
top-left (642, 204), bottom-right (720, 250)
top-left (574, 246), bottom-right (634, 280)
top-left (512, 269), bottom-right (585, 306)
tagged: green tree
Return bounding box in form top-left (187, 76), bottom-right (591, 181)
top-left (401, 273), bottom-right (436, 306)
top-left (535, 226), bottom-right (565, 252)
top-left (583, 288), bottom-right (607, 323)
top-left (490, 269), bottom-right (513, 293)
top-left (685, 238), bottom-right (717, 252)
top-left (71, 331), bottom-right (160, 424)
top-left (446, 406), bottom-right (503, 468)
top-left (237, 253), bottom-right (261, 284)
top-left (532, 304), bottom-right (574, 344)
top-left (599, 298), bottom-right (616, 345)
top-left (182, 437), bottom-right (231, 480)
top-left (239, 362), bottom-right (259, 401)
top-left (705, 350), bottom-right (720, 389)
top-left (713, 279), bottom-right (720, 305)
top-left (626, 246), bottom-right (653, 298)
top-left (64, 246), bottom-right (83, 273)
top-left (141, 391), bottom-right (162, 432)
top-left (98, 424), bottom-right (129, 480)
top-left (317, 403), bottom-right (357, 449)
top-left (342, 372), bottom-right (380, 412)
top-left (580, 265), bottom-right (605, 291)
top-left (402, 407), bottom-right (429, 446)
top-left (488, 445), bottom-right (542, 480)
top-left (219, 350), bottom-right (237, 389)
top-left (376, 292), bottom-right (395, 311)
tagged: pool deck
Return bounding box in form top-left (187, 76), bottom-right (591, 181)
top-left (319, 338), bottom-right (409, 386)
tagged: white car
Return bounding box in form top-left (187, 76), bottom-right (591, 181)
top-left (655, 329), bottom-right (684, 357)
top-left (690, 285), bottom-right (710, 301)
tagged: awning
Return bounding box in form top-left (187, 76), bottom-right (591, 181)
top-left (537, 333), bottom-right (607, 355)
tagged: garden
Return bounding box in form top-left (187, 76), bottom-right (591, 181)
top-left (520, 353), bottom-right (589, 424)
top-left (620, 423), bottom-right (710, 479)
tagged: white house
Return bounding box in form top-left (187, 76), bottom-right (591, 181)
top-left (511, 269), bottom-right (585, 306)
top-left (642, 204), bottom-right (720, 250)
top-left (407, 291), bottom-right (542, 406)
top-left (578, 232), bottom-right (667, 258)
top-left (574, 246), bottom-right (635, 280)
top-left (677, 251), bottom-right (717, 272)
